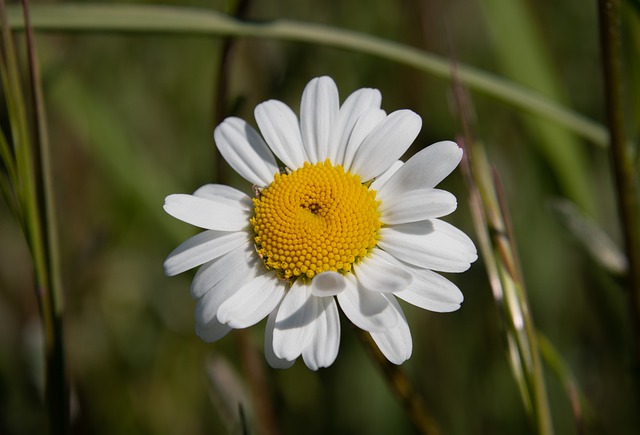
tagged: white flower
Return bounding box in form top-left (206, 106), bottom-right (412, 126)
top-left (164, 76), bottom-right (477, 370)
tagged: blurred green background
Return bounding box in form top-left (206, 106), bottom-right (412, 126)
top-left (1, 0), bottom-right (639, 433)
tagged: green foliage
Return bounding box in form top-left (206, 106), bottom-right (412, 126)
top-left (0, 1), bottom-right (638, 434)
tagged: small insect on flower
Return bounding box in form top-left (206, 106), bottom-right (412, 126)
top-left (163, 76), bottom-right (477, 370)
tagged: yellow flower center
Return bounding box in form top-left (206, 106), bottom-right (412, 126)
top-left (251, 160), bottom-right (381, 280)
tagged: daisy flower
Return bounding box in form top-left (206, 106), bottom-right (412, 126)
top-left (164, 76), bottom-right (477, 370)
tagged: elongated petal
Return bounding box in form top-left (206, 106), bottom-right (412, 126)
top-left (214, 117), bottom-right (278, 187)
top-left (265, 306), bottom-right (296, 369)
top-left (311, 271), bottom-right (347, 297)
top-left (395, 264), bottom-right (463, 312)
top-left (302, 297), bottom-right (340, 370)
top-left (194, 255), bottom-right (260, 327)
top-left (353, 248), bottom-right (412, 293)
top-left (193, 184), bottom-right (253, 211)
top-left (370, 295), bottom-right (412, 364)
top-left (164, 194), bottom-right (249, 231)
top-left (300, 76), bottom-right (339, 163)
top-left (334, 88), bottom-right (382, 164)
top-left (273, 281), bottom-right (316, 360)
top-left (336, 274), bottom-right (399, 332)
top-left (195, 317), bottom-right (232, 342)
top-left (342, 109), bottom-right (386, 171)
top-left (369, 160), bottom-right (403, 192)
top-left (379, 220), bottom-right (477, 273)
top-left (380, 189), bottom-right (457, 224)
top-left (217, 273), bottom-right (286, 328)
top-left (376, 141), bottom-right (462, 203)
top-left (433, 219), bottom-right (477, 253)
top-left (255, 100), bottom-right (307, 169)
top-left (350, 110), bottom-right (421, 181)
top-left (191, 242), bottom-right (255, 299)
top-left (164, 230), bottom-right (248, 276)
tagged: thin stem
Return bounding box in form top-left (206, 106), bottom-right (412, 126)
top-left (355, 329), bottom-right (441, 435)
top-left (5, 3), bottom-right (608, 148)
top-left (212, 2), bottom-right (280, 433)
top-left (452, 57), bottom-right (553, 434)
top-left (235, 329), bottom-right (280, 435)
top-left (212, 0), bottom-right (251, 184)
top-left (21, 1), bottom-right (68, 433)
top-left (0, 130), bottom-right (21, 219)
top-left (0, 0), bottom-right (48, 349)
top-left (598, 0), bottom-right (640, 380)
top-left (493, 170), bottom-right (554, 435)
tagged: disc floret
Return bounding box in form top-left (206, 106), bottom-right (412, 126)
top-left (251, 160), bottom-right (381, 280)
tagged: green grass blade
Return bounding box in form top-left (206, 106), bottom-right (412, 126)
top-left (480, 0), bottom-right (595, 213)
top-left (4, 2), bottom-right (609, 152)
top-left (0, 129), bottom-right (21, 219)
top-left (1, 1), bottom-right (68, 432)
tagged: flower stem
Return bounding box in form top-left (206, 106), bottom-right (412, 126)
top-left (235, 329), bottom-right (280, 435)
top-left (355, 329), bottom-right (441, 435)
top-left (598, 0), bottom-right (640, 384)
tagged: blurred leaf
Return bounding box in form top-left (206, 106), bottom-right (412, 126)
top-left (628, 0), bottom-right (640, 14)
top-left (538, 333), bottom-right (590, 434)
top-left (48, 72), bottom-right (186, 244)
top-left (624, 1), bottom-right (640, 141)
top-left (480, 0), bottom-right (595, 214)
top-left (551, 199), bottom-right (628, 275)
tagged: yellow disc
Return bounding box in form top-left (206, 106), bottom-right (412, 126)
top-left (251, 160), bottom-right (381, 280)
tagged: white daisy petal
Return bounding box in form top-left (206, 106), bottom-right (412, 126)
top-left (194, 255), bottom-right (260, 328)
top-left (165, 76), bottom-right (476, 370)
top-left (334, 88), bottom-right (382, 164)
top-left (353, 248), bottom-right (412, 293)
top-left (195, 318), bottom-right (232, 343)
top-left (255, 100), bottom-right (307, 169)
top-left (164, 230), bottom-right (248, 276)
top-left (311, 271), bottom-right (347, 297)
top-left (342, 109), bottom-right (387, 171)
top-left (193, 184), bottom-right (253, 211)
top-left (350, 110), bottom-right (422, 181)
top-left (380, 188), bottom-right (458, 224)
top-left (217, 273), bottom-right (286, 328)
top-left (431, 218), bottom-right (478, 258)
top-left (214, 117), bottom-right (279, 187)
top-left (369, 160), bottom-right (403, 191)
top-left (376, 141), bottom-right (462, 203)
top-left (273, 281), bottom-right (317, 360)
top-left (164, 194), bottom-right (249, 231)
top-left (302, 297), bottom-right (340, 370)
top-left (191, 241), bottom-right (254, 299)
top-left (336, 274), bottom-right (399, 332)
top-left (395, 264), bottom-right (464, 313)
top-left (370, 295), bottom-right (412, 364)
top-left (300, 76), bottom-right (339, 163)
top-left (265, 306), bottom-right (296, 369)
top-left (379, 220), bottom-right (477, 273)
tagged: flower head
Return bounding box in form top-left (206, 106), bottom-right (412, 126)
top-left (164, 76), bottom-right (477, 369)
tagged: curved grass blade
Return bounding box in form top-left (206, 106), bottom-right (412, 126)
top-left (4, 3), bottom-right (608, 151)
